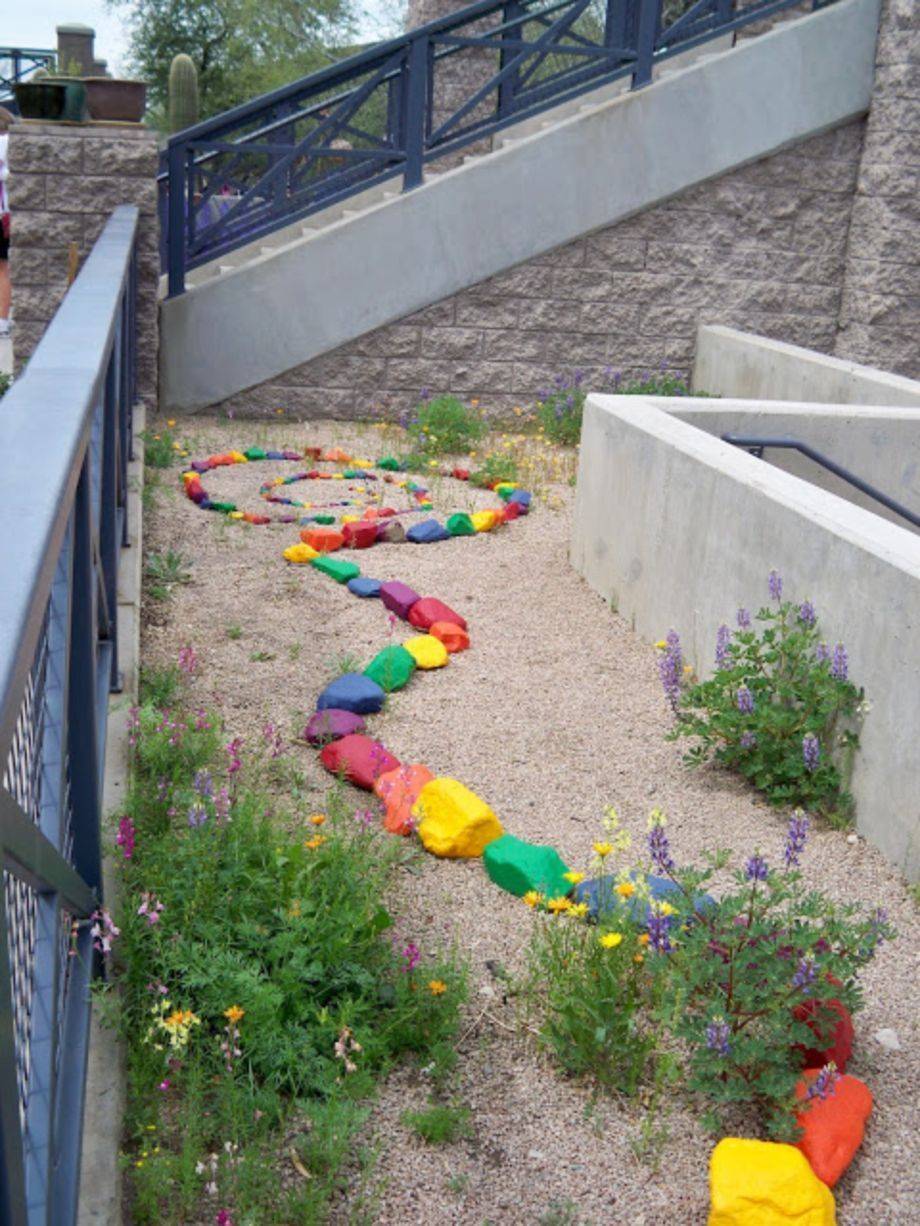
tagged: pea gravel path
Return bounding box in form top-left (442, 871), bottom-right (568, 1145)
top-left (143, 417), bottom-right (919, 1225)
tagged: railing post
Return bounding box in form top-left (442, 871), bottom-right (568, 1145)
top-left (498, 2), bottom-right (525, 120)
top-left (402, 34), bottom-right (429, 191)
top-left (166, 141), bottom-right (186, 298)
top-left (604, 0), bottom-right (628, 59)
top-left (632, 0), bottom-right (661, 88)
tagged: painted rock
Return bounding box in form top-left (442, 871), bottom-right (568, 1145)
top-left (483, 834), bottom-right (571, 899)
top-left (407, 518), bottom-right (451, 544)
top-left (376, 456), bottom-right (402, 471)
top-left (301, 526), bottom-right (345, 552)
top-left (316, 673), bottom-right (385, 715)
top-left (320, 734), bottom-right (400, 790)
top-left (508, 489), bottom-right (532, 511)
top-left (708, 1138), bottom-right (836, 1226)
top-left (413, 778), bottom-right (504, 858)
top-left (283, 542), bottom-right (319, 564)
top-left (403, 635), bottom-right (449, 670)
top-left (343, 521), bottom-right (378, 549)
top-left (452, 467), bottom-right (470, 480)
top-left (502, 502), bottom-right (522, 521)
top-left (794, 1071), bottom-right (872, 1187)
top-left (311, 555), bottom-right (360, 583)
top-left (364, 645), bottom-right (416, 692)
top-left (376, 519), bottom-right (407, 544)
top-left (407, 597), bottom-right (467, 632)
top-left (429, 621), bottom-right (471, 653)
top-left (495, 482), bottom-right (518, 500)
top-left (574, 873), bottom-right (715, 922)
top-left (471, 509), bottom-right (501, 532)
top-left (446, 513), bottom-right (476, 536)
top-left (793, 998), bottom-right (854, 1073)
top-left (374, 763), bottom-right (434, 835)
top-left (244, 447), bottom-right (267, 460)
top-left (380, 581), bottom-right (421, 620)
top-left (347, 577), bottom-right (382, 598)
top-left (323, 447), bottom-right (352, 463)
top-left (303, 708), bottom-right (366, 746)
top-left (265, 450), bottom-right (285, 460)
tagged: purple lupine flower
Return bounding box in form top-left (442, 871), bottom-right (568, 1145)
top-left (715, 624), bottom-right (732, 668)
top-left (354, 807), bottom-right (375, 829)
top-left (798, 601), bottom-right (817, 627)
top-left (739, 731), bottom-right (757, 749)
top-left (187, 802), bottom-right (208, 828)
top-left (736, 685), bottom-right (755, 714)
top-left (736, 607), bottom-right (751, 630)
top-left (648, 818), bottom-right (676, 874)
top-left (745, 853), bottom-right (768, 881)
top-left (792, 955), bottom-right (816, 992)
top-left (806, 1063), bottom-right (840, 1102)
top-left (860, 906), bottom-right (889, 959)
top-left (705, 1017), bottom-right (732, 1056)
top-left (657, 630), bottom-right (683, 713)
top-left (784, 811), bottom-right (809, 868)
top-left (831, 643), bottom-right (848, 681)
top-left (802, 733), bottom-right (821, 772)
top-left (768, 570), bottom-right (783, 602)
top-left (193, 770), bottom-right (214, 800)
top-left (646, 906), bottom-right (673, 954)
top-left (814, 642), bottom-right (831, 664)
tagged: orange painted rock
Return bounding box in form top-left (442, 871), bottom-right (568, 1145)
top-left (794, 998), bottom-right (854, 1073)
top-left (374, 764), bottom-right (434, 835)
top-left (301, 526), bottom-right (345, 553)
top-left (323, 447), bottom-right (352, 463)
top-left (407, 597), bottom-right (467, 632)
top-left (794, 1072), bottom-right (872, 1187)
top-left (430, 621), bottom-right (470, 653)
top-left (320, 734), bottom-right (399, 790)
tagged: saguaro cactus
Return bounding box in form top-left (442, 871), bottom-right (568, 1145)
top-left (168, 54), bottom-right (199, 132)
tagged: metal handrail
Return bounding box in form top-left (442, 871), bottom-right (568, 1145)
top-left (160, 0), bottom-right (836, 295)
top-left (0, 206), bottom-right (138, 1224)
top-left (721, 433), bottom-right (920, 529)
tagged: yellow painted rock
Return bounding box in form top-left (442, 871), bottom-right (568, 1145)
top-left (229, 450), bottom-right (248, 463)
top-left (341, 514), bottom-right (360, 524)
top-left (413, 778), bottom-right (504, 858)
top-left (471, 509), bottom-right (500, 532)
top-left (709, 1139), bottom-right (836, 1226)
top-left (402, 635), bottom-right (449, 669)
top-left (282, 542), bottom-right (319, 564)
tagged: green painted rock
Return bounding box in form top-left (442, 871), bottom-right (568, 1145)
top-left (209, 501), bottom-right (237, 513)
top-left (343, 468), bottom-right (364, 478)
top-left (483, 834), bottom-right (571, 898)
top-left (376, 456), bottom-right (402, 471)
top-left (364, 644), bottom-right (416, 692)
top-left (313, 513), bottom-right (336, 525)
top-left (244, 447), bottom-right (267, 460)
top-left (311, 555), bottom-right (360, 583)
top-left (446, 513), bottom-right (475, 537)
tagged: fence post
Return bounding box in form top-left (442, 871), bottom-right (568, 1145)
top-left (498, 2), bottom-right (525, 120)
top-left (604, 0), bottom-right (628, 60)
top-left (166, 141), bottom-right (186, 297)
top-left (403, 34), bottom-right (429, 190)
top-left (632, 0), bottom-right (661, 87)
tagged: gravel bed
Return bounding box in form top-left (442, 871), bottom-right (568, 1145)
top-left (143, 417), bottom-right (920, 1225)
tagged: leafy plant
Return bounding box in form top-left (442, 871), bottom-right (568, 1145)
top-left (225, 623), bottom-right (243, 640)
top-left (0, 372), bottom-right (12, 399)
top-left (662, 572), bottom-right (863, 821)
top-left (535, 367), bottom-right (712, 445)
top-left (401, 1102), bottom-right (473, 1145)
top-left (142, 427), bottom-right (182, 469)
top-left (144, 549), bottom-right (192, 600)
top-left (469, 451), bottom-right (519, 487)
top-left (406, 394), bottom-right (486, 456)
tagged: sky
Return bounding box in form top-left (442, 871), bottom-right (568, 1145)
top-left (3, 1), bottom-right (400, 77)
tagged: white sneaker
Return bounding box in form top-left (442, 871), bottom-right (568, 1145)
top-left (0, 320), bottom-right (11, 338)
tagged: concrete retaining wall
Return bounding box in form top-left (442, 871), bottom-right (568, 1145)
top-left (570, 394), bottom-right (920, 879)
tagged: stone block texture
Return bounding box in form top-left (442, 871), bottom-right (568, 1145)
top-left (214, 119), bottom-right (870, 420)
top-left (835, 0), bottom-right (920, 379)
top-left (8, 122), bottom-right (160, 405)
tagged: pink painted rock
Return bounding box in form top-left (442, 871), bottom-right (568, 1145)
top-left (407, 597), bottom-right (467, 632)
top-left (380, 580), bottom-right (420, 620)
top-left (302, 709), bottom-right (366, 746)
top-left (320, 734), bottom-right (400, 790)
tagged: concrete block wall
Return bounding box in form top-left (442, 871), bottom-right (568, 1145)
top-left (7, 122), bottom-right (160, 405)
top-left (213, 119), bottom-right (867, 420)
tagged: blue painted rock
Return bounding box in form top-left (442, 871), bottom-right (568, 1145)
top-left (347, 577), bottom-right (382, 598)
top-left (265, 450), bottom-right (286, 460)
top-left (406, 518), bottom-right (451, 544)
top-left (508, 489), bottom-right (532, 512)
top-left (380, 580), bottom-right (421, 620)
top-left (316, 673), bottom-right (385, 714)
top-left (483, 834), bottom-right (571, 898)
top-left (320, 734), bottom-right (400, 790)
top-left (303, 708), bottom-right (366, 745)
top-left (574, 873), bottom-right (715, 922)
top-left (407, 597), bottom-right (467, 632)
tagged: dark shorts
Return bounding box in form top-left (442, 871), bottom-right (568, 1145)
top-left (0, 221), bottom-right (8, 262)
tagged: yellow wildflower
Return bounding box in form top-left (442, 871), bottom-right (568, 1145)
top-left (547, 896), bottom-right (571, 914)
top-left (568, 902), bottom-right (589, 919)
top-left (304, 835), bottom-right (326, 850)
top-left (309, 813), bottom-right (326, 826)
top-left (599, 932), bottom-right (623, 949)
top-left (427, 979), bottom-right (447, 996)
top-left (592, 842), bottom-right (614, 858)
top-left (562, 871), bottom-right (585, 885)
top-left (224, 1005), bottom-right (245, 1025)
top-left (522, 890), bottom-right (544, 908)
top-left (634, 954), bottom-right (645, 965)
top-left (167, 418), bottom-right (176, 427)
top-left (615, 881), bottom-right (636, 899)
top-left (654, 639), bottom-right (668, 650)
top-left (638, 933), bottom-right (650, 946)
top-left (658, 901), bottom-right (676, 917)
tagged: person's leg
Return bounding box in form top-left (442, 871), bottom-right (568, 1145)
top-left (0, 259), bottom-right (10, 321)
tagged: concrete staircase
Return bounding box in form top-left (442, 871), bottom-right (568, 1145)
top-left (160, 0), bottom-right (881, 412)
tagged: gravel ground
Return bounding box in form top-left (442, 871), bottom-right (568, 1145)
top-left (144, 417), bottom-right (919, 1225)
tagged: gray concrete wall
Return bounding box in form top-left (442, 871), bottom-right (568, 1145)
top-left (570, 394), bottom-right (920, 879)
top-left (693, 324), bottom-right (920, 407)
top-left (161, 0), bottom-right (882, 413)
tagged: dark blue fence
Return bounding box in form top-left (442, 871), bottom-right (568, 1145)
top-left (160, 0), bottom-right (837, 296)
top-left (0, 48), bottom-right (57, 111)
top-left (0, 205), bottom-right (138, 1225)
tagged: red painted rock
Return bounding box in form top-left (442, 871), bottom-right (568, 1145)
top-left (374, 763), bottom-right (434, 835)
top-left (380, 580), bottom-right (420, 619)
top-left (303, 446), bottom-right (322, 460)
top-left (342, 521), bottom-right (378, 549)
top-left (794, 997), bottom-right (854, 1072)
top-left (502, 502), bottom-right (521, 521)
top-left (452, 467), bottom-right (470, 480)
top-left (794, 1071), bottom-right (873, 1187)
top-left (407, 597), bottom-right (468, 632)
top-left (429, 621), bottom-right (470, 653)
top-left (301, 526), bottom-right (345, 552)
top-left (378, 506), bottom-right (397, 517)
top-left (302, 708), bottom-right (366, 746)
top-left (320, 734), bottom-right (400, 790)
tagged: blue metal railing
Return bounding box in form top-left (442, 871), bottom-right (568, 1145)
top-left (160, 0), bottom-right (837, 296)
top-left (722, 434), bottom-right (920, 529)
top-left (0, 205), bottom-right (138, 1225)
top-left (0, 49), bottom-right (57, 111)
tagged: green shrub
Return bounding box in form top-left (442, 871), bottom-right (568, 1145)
top-left (661, 572), bottom-right (863, 821)
top-left (401, 1103), bottom-right (473, 1145)
top-left (0, 372), bottom-right (11, 399)
top-left (534, 367), bottom-right (711, 445)
top-left (469, 451), bottom-right (520, 487)
top-left (406, 394), bottom-right (486, 455)
top-left (142, 426), bottom-right (183, 469)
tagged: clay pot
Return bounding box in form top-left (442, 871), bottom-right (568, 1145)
top-left (84, 78), bottom-right (147, 123)
top-left (14, 81), bottom-right (67, 121)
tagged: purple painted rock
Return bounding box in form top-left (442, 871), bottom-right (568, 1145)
top-left (380, 580), bottom-right (421, 620)
top-left (302, 708), bottom-right (366, 746)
